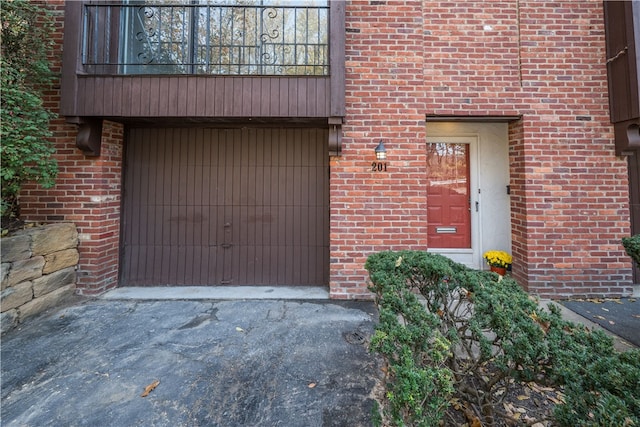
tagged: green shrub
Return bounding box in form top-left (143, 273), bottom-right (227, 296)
top-left (366, 250), bottom-right (640, 427)
top-left (622, 234), bottom-right (640, 265)
top-left (367, 251), bottom-right (455, 426)
top-left (547, 316), bottom-right (640, 427)
top-left (1, 0), bottom-right (58, 223)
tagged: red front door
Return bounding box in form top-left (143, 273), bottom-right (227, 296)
top-left (427, 142), bottom-right (471, 248)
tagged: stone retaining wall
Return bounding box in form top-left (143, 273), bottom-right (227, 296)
top-left (1, 223), bottom-right (78, 333)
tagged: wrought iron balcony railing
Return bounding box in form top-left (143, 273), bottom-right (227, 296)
top-left (82, 3), bottom-right (329, 76)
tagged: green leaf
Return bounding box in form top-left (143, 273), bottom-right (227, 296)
top-left (1, 0), bottom-right (58, 219)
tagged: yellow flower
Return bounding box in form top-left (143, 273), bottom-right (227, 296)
top-left (483, 250), bottom-right (512, 268)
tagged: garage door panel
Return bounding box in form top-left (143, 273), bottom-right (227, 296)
top-left (284, 247), bottom-right (293, 284)
top-left (277, 167), bottom-right (287, 207)
top-left (126, 246), bottom-right (140, 282)
top-left (255, 166), bottom-right (266, 205)
top-left (207, 246), bottom-right (221, 285)
top-left (183, 245), bottom-right (195, 284)
top-left (299, 206), bottom-right (310, 247)
top-left (317, 166), bottom-right (327, 207)
top-left (122, 127), bottom-right (329, 286)
top-left (175, 245), bottom-right (187, 285)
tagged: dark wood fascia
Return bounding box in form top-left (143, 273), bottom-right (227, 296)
top-left (67, 117), bottom-right (103, 157)
top-left (328, 116), bottom-right (343, 156)
top-left (61, 1), bottom-right (344, 157)
top-left (604, 1), bottom-right (640, 154)
top-left (329, 1), bottom-right (346, 118)
top-left (60, 1), bottom-right (83, 117)
top-left (604, 1), bottom-right (640, 123)
top-left (634, 1), bottom-right (640, 118)
top-left (615, 119), bottom-right (640, 156)
top-left (625, 0), bottom-right (640, 119)
top-left (324, 0), bottom-right (347, 156)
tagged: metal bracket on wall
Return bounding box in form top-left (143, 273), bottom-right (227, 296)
top-left (67, 117), bottom-right (103, 157)
top-left (328, 117), bottom-right (343, 156)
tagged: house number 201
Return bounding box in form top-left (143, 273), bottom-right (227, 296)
top-left (371, 162), bottom-right (388, 172)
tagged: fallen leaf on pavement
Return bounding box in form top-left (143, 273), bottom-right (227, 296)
top-left (593, 315), bottom-right (606, 320)
top-left (528, 382), bottom-right (554, 393)
top-left (550, 392), bottom-right (566, 404)
top-left (141, 380), bottom-right (160, 397)
top-left (308, 382), bottom-right (316, 388)
top-left (548, 395), bottom-right (564, 405)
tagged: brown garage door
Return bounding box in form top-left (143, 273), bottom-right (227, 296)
top-left (121, 127), bottom-right (329, 286)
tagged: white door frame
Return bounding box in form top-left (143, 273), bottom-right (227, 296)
top-left (426, 122), bottom-right (512, 270)
top-left (426, 135), bottom-right (482, 269)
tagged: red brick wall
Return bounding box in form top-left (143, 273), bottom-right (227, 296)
top-left (508, 119), bottom-right (529, 287)
top-left (330, 0), bottom-right (428, 299)
top-left (19, 1), bottom-right (123, 295)
top-left (515, 1), bottom-right (632, 297)
top-left (22, 1), bottom-right (633, 298)
top-left (333, 0), bottom-right (632, 299)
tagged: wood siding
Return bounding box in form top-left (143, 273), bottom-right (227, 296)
top-left (604, 1), bottom-right (640, 123)
top-left (73, 76), bottom-right (330, 119)
top-left (605, 2), bottom-right (640, 278)
top-left (121, 127), bottom-right (329, 286)
top-left (60, 2), bottom-right (345, 121)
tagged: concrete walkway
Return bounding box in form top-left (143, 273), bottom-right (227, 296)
top-left (1, 290), bottom-right (383, 427)
top-left (101, 286), bottom-right (331, 301)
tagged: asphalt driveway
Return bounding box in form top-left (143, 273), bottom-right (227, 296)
top-left (1, 296), bottom-right (383, 427)
top-left (560, 297), bottom-right (640, 347)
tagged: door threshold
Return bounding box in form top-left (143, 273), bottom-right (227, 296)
top-left (100, 286), bottom-right (330, 301)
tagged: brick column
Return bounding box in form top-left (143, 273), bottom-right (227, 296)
top-left (331, 0), bottom-right (428, 299)
top-left (19, 1), bottom-right (124, 295)
top-left (20, 120), bottom-right (124, 295)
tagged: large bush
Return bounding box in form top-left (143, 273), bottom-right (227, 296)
top-left (366, 250), bottom-right (640, 426)
top-left (1, 0), bottom-right (58, 224)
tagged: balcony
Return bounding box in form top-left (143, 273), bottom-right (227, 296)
top-left (81, 2), bottom-right (329, 76)
top-left (61, 1), bottom-right (345, 155)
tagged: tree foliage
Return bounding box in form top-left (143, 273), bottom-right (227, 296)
top-left (1, 0), bottom-right (58, 223)
top-left (117, 0), bottom-right (328, 75)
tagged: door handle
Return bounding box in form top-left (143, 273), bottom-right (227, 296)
top-left (475, 201), bottom-right (479, 212)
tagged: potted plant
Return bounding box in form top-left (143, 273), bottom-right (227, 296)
top-left (483, 250), bottom-right (512, 276)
